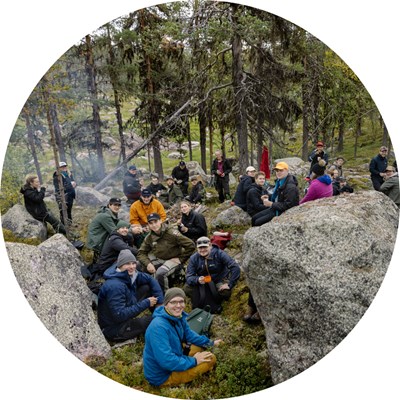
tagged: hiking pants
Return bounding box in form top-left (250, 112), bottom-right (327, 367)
top-left (251, 208), bottom-right (276, 227)
top-left (215, 176), bottom-right (230, 203)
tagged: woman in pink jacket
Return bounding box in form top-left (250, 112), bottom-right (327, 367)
top-left (300, 160), bottom-right (333, 204)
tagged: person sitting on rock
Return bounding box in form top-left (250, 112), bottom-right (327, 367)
top-left (159, 176), bottom-right (184, 208)
top-left (20, 174), bottom-right (66, 235)
top-left (177, 200), bottom-right (207, 243)
top-left (98, 249), bottom-right (163, 342)
top-left (332, 176), bottom-right (354, 196)
top-left (171, 160), bottom-right (190, 195)
top-left (137, 213), bottom-right (195, 293)
top-left (251, 162), bottom-right (300, 227)
top-left (186, 175), bottom-right (205, 204)
top-left (300, 160), bottom-right (333, 204)
top-left (380, 165), bottom-right (400, 208)
top-left (86, 197), bottom-right (122, 262)
top-left (89, 220), bottom-right (140, 280)
top-left (129, 188), bottom-right (167, 235)
top-left (232, 165), bottom-right (256, 211)
top-left (246, 171), bottom-right (270, 218)
top-left (146, 173), bottom-right (167, 197)
top-left (184, 236), bottom-right (240, 312)
top-left (143, 287), bottom-right (223, 387)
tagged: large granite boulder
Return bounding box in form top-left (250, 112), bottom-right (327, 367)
top-left (211, 205), bottom-right (251, 229)
top-left (75, 186), bottom-right (110, 207)
top-left (5, 234), bottom-right (112, 361)
top-left (273, 157), bottom-right (309, 176)
top-left (2, 204), bottom-right (47, 241)
top-left (242, 190), bottom-right (398, 384)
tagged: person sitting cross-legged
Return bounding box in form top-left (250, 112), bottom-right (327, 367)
top-left (97, 249), bottom-right (163, 342)
top-left (177, 200), bottom-right (208, 243)
top-left (143, 287), bottom-right (223, 387)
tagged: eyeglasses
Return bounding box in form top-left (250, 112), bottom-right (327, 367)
top-left (168, 300), bottom-right (185, 306)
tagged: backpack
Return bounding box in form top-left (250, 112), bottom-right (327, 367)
top-left (186, 305), bottom-right (213, 337)
top-left (191, 281), bottom-right (223, 314)
top-left (210, 231), bottom-right (232, 250)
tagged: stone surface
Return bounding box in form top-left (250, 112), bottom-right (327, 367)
top-left (1, 204), bottom-right (47, 241)
top-left (273, 157), bottom-right (309, 176)
top-left (75, 186), bottom-right (110, 207)
top-left (5, 234), bottom-right (112, 361)
top-left (242, 190), bottom-right (398, 384)
top-left (211, 205), bottom-right (251, 228)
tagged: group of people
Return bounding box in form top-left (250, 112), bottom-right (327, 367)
top-left (19, 144), bottom-right (398, 388)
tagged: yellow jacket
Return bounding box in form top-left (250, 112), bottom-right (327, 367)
top-left (129, 197), bottom-right (167, 226)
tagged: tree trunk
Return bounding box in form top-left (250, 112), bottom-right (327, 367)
top-left (301, 79), bottom-right (310, 161)
top-left (231, 4), bottom-right (249, 174)
top-left (199, 103), bottom-right (207, 173)
top-left (50, 104), bottom-right (66, 162)
top-left (185, 117), bottom-right (193, 161)
top-left (354, 111), bottom-right (362, 159)
top-left (337, 112), bottom-right (345, 153)
top-left (23, 109), bottom-right (42, 182)
top-left (84, 34), bottom-right (105, 180)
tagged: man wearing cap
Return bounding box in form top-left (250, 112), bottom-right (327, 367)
top-left (369, 146), bottom-right (389, 190)
top-left (87, 197), bottom-right (123, 261)
top-left (211, 150), bottom-right (232, 203)
top-left (137, 213), bottom-right (195, 292)
top-left (251, 162), bottom-right (299, 226)
top-left (232, 166), bottom-right (256, 211)
top-left (160, 176), bottom-right (184, 207)
top-left (172, 160), bottom-right (190, 195)
top-left (123, 165), bottom-right (142, 204)
top-left (90, 220), bottom-right (140, 279)
top-left (308, 141), bottom-right (329, 175)
top-left (380, 165), bottom-right (399, 207)
top-left (97, 249), bottom-right (163, 342)
top-left (184, 236), bottom-right (240, 306)
top-left (143, 287), bottom-right (223, 387)
top-left (129, 188), bottom-right (167, 231)
top-left (53, 161), bottom-right (77, 225)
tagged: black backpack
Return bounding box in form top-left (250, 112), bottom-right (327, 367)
top-left (186, 305), bottom-right (213, 337)
top-left (191, 282), bottom-right (223, 314)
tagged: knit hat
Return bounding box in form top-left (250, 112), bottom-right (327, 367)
top-left (311, 159), bottom-right (327, 176)
top-left (116, 220), bottom-right (130, 229)
top-left (117, 249), bottom-right (137, 268)
top-left (163, 287), bottom-right (186, 305)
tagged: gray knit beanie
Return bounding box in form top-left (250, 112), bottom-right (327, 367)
top-left (116, 220), bottom-right (130, 229)
top-left (163, 287), bottom-right (186, 305)
top-left (117, 249), bottom-right (137, 268)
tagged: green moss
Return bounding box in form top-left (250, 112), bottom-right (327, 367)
top-left (2, 229), bottom-right (42, 246)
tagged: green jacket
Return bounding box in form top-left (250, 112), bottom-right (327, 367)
top-left (137, 223), bottom-right (195, 267)
top-left (167, 184), bottom-right (183, 205)
top-left (380, 174), bottom-right (400, 207)
top-left (86, 206), bottom-right (119, 252)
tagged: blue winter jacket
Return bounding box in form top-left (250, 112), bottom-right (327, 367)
top-left (97, 265), bottom-right (163, 339)
top-left (143, 306), bottom-right (213, 386)
top-left (185, 244), bottom-right (241, 289)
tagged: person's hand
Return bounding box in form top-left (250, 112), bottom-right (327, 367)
top-left (147, 296), bottom-right (158, 307)
top-left (263, 199), bottom-right (273, 207)
top-left (380, 172), bottom-right (386, 177)
top-left (180, 225), bottom-right (188, 233)
top-left (147, 263), bottom-right (156, 274)
top-left (221, 173), bottom-right (225, 177)
top-left (131, 225), bottom-right (143, 234)
top-left (176, 218), bottom-right (182, 225)
top-left (198, 276), bottom-right (206, 285)
top-left (216, 170), bottom-right (221, 175)
top-left (218, 283), bottom-right (230, 291)
top-left (194, 351), bottom-right (213, 364)
top-left (142, 225), bottom-right (150, 233)
top-left (71, 181), bottom-right (77, 188)
top-left (213, 339), bottom-right (224, 347)
top-left (170, 257), bottom-right (180, 264)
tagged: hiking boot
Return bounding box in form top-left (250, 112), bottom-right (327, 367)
top-left (243, 306), bottom-right (256, 322)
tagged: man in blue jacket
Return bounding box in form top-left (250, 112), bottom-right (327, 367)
top-left (143, 287), bottom-right (223, 387)
top-left (97, 249), bottom-right (163, 342)
top-left (184, 236), bottom-right (241, 303)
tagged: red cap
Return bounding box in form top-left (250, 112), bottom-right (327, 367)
top-left (316, 141), bottom-right (324, 147)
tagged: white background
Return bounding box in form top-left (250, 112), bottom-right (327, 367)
top-left (1, 1), bottom-right (399, 399)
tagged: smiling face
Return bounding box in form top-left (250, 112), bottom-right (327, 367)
top-left (255, 174), bottom-right (265, 186)
top-left (148, 218), bottom-right (162, 233)
top-left (180, 202), bottom-right (191, 215)
top-left (165, 296), bottom-right (186, 317)
top-left (119, 261), bottom-right (137, 276)
top-left (117, 226), bottom-right (129, 236)
top-left (109, 203), bottom-right (121, 213)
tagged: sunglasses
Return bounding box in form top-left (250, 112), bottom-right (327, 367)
top-left (197, 240), bottom-right (210, 246)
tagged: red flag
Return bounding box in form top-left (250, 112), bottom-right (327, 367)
top-left (260, 146), bottom-right (270, 179)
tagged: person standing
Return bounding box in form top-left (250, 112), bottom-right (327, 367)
top-left (53, 161), bottom-right (76, 225)
top-left (308, 141), bottom-right (329, 175)
top-left (143, 287), bottom-right (223, 387)
top-left (380, 165), bottom-right (399, 207)
top-left (211, 150), bottom-right (232, 203)
top-left (123, 165), bottom-right (142, 204)
top-left (20, 175), bottom-right (66, 235)
top-left (369, 146), bottom-right (389, 190)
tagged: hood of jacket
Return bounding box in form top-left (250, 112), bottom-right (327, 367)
top-left (103, 264), bottom-right (135, 286)
top-left (316, 174), bottom-right (332, 185)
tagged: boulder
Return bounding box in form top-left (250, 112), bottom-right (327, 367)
top-left (1, 204), bottom-right (47, 241)
top-left (273, 157), bottom-right (309, 176)
top-left (167, 151), bottom-right (182, 159)
top-left (186, 161), bottom-right (210, 184)
top-left (242, 190), bottom-right (398, 384)
top-left (211, 205), bottom-right (251, 228)
top-left (75, 186), bottom-right (110, 207)
top-left (5, 234), bottom-right (112, 361)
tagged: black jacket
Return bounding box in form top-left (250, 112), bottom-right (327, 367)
top-left (270, 174), bottom-right (299, 214)
top-left (20, 185), bottom-right (49, 220)
top-left (123, 171), bottom-right (141, 197)
top-left (188, 182), bottom-right (205, 203)
top-left (233, 175), bottom-right (254, 210)
top-left (369, 154), bottom-right (388, 178)
top-left (246, 184), bottom-right (269, 217)
top-left (146, 182), bottom-right (167, 196)
top-left (52, 171), bottom-right (76, 201)
top-left (211, 158), bottom-right (232, 179)
top-left (171, 166), bottom-right (189, 183)
top-left (179, 210), bottom-right (208, 242)
top-left (97, 231), bottom-right (138, 272)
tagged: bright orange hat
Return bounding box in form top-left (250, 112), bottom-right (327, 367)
top-left (273, 161), bottom-right (289, 171)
